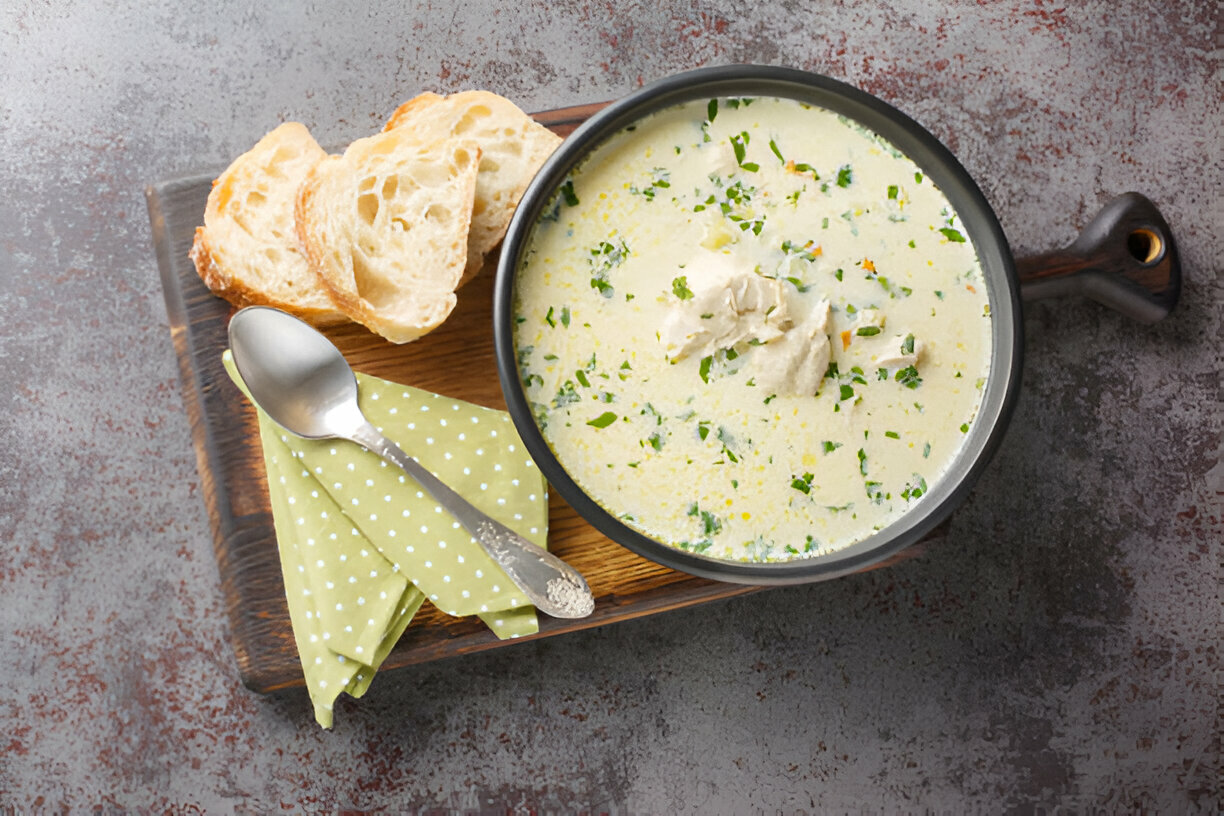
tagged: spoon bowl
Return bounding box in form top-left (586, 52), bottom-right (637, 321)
top-left (227, 306), bottom-right (595, 619)
top-left (228, 307), bottom-right (365, 439)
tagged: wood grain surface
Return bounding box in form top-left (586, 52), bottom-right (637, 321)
top-left (147, 102), bottom-right (930, 694)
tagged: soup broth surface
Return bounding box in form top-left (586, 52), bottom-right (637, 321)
top-left (513, 96), bottom-right (992, 562)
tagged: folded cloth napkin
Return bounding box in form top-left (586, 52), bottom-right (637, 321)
top-left (222, 351), bottom-right (549, 727)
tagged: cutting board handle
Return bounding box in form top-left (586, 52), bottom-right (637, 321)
top-left (1016, 193), bottom-right (1181, 323)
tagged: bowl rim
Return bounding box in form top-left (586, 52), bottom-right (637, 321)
top-left (494, 64), bottom-right (1024, 585)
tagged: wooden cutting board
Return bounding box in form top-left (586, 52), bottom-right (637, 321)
top-left (147, 102), bottom-right (930, 694)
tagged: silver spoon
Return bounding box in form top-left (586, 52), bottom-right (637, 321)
top-left (227, 306), bottom-right (595, 619)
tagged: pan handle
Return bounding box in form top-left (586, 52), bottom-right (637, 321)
top-left (1015, 193), bottom-right (1180, 323)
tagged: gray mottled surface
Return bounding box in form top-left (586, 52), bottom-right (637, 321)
top-left (1, 1), bottom-right (1219, 811)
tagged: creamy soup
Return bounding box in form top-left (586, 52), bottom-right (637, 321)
top-left (512, 96), bottom-right (992, 562)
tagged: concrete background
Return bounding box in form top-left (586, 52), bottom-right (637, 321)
top-left (0, 0), bottom-right (1219, 811)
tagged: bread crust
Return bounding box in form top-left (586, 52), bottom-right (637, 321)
top-left (189, 122), bottom-right (347, 325)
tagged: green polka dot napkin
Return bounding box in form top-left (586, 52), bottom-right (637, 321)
top-left (222, 351), bottom-right (549, 728)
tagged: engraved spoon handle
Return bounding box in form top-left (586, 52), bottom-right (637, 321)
top-left (348, 422), bottom-right (594, 619)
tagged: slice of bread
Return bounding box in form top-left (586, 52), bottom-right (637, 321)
top-left (295, 129), bottom-right (482, 344)
top-left (384, 91), bottom-right (562, 283)
top-left (190, 122), bottom-right (347, 325)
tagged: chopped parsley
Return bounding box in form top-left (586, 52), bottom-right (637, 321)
top-left (901, 474), bottom-right (928, 501)
top-left (586, 411), bottom-right (617, 428)
top-left (729, 131), bottom-right (759, 172)
top-left (791, 472), bottom-right (815, 494)
top-left (672, 276), bottom-right (694, 300)
top-left (895, 366), bottom-right (922, 389)
top-left (560, 178), bottom-right (580, 207)
top-left (589, 238), bottom-right (629, 298)
top-left (629, 168), bottom-right (671, 200)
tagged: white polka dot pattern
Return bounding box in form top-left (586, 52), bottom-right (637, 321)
top-left (223, 351), bottom-right (549, 728)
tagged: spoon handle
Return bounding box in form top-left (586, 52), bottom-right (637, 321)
top-left (348, 423), bottom-right (595, 619)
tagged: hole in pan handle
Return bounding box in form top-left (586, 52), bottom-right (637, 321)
top-left (1015, 192), bottom-right (1181, 324)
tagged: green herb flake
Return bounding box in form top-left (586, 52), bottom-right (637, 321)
top-left (960, 422), bottom-right (970, 433)
top-left (836, 165), bottom-right (853, 188)
top-left (699, 355), bottom-right (713, 383)
top-left (839, 384), bottom-right (855, 401)
top-left (939, 227), bottom-right (967, 243)
top-left (587, 411), bottom-right (617, 428)
top-left (768, 138), bottom-right (785, 163)
top-left (559, 179), bottom-right (580, 207)
top-left (887, 184), bottom-right (899, 200)
top-left (901, 474), bottom-right (928, 501)
top-left (672, 276), bottom-right (694, 300)
top-left (857, 448), bottom-right (868, 476)
top-left (895, 366), bottom-right (922, 389)
top-left (729, 132), bottom-right (759, 172)
top-left (855, 326), bottom-right (882, 337)
top-left (885, 431), bottom-right (900, 439)
top-left (544, 306), bottom-right (556, 328)
top-left (821, 440), bottom-right (841, 453)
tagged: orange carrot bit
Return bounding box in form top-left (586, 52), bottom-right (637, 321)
top-left (841, 329), bottom-right (852, 350)
top-left (966, 284), bottom-right (976, 293)
top-left (784, 159), bottom-right (797, 173)
top-left (862, 258), bottom-right (876, 272)
top-left (809, 243), bottom-right (823, 257)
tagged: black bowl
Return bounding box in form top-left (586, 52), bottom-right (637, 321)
top-left (494, 64), bottom-right (1023, 585)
